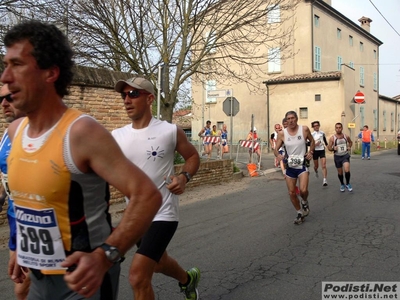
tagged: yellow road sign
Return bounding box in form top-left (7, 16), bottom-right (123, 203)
top-left (348, 123), bottom-right (356, 128)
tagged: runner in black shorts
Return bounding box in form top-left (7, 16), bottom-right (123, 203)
top-left (311, 121), bottom-right (328, 186)
top-left (328, 123), bottom-right (353, 192)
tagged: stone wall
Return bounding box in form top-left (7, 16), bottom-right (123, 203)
top-left (0, 65), bottom-right (237, 225)
top-left (0, 159), bottom-right (235, 225)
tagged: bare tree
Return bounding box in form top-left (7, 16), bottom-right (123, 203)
top-left (1, 0), bottom-right (300, 122)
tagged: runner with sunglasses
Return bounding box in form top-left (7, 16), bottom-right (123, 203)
top-left (0, 84), bottom-right (30, 300)
top-left (112, 77), bottom-right (201, 300)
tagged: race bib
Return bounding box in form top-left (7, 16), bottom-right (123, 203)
top-left (15, 205), bottom-right (66, 271)
top-left (337, 144), bottom-right (347, 154)
top-left (287, 155), bottom-right (304, 168)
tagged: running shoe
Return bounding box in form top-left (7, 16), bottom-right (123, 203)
top-left (346, 184), bottom-right (353, 192)
top-left (301, 201), bottom-right (310, 217)
top-left (367, 157), bottom-right (370, 160)
top-left (361, 157), bottom-right (364, 160)
top-left (294, 213), bottom-right (304, 225)
top-left (315, 170), bottom-right (319, 178)
top-left (179, 267), bottom-right (201, 300)
top-left (323, 178), bottom-right (328, 186)
top-left (340, 184), bottom-right (345, 192)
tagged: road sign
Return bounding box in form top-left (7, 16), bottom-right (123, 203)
top-left (348, 123), bottom-right (356, 129)
top-left (354, 91), bottom-right (365, 104)
top-left (207, 89), bottom-right (232, 98)
top-left (223, 97), bottom-right (240, 116)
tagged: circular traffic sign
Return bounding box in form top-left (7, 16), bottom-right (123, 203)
top-left (354, 91), bottom-right (365, 104)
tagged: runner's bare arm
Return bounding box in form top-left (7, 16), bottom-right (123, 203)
top-left (167, 127), bottom-right (200, 195)
top-left (328, 136), bottom-right (335, 151)
top-left (274, 131), bottom-right (284, 160)
top-left (346, 135), bottom-right (353, 148)
top-left (62, 117), bottom-right (162, 297)
top-left (304, 126), bottom-right (315, 153)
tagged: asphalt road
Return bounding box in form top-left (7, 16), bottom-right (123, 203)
top-left (1, 149), bottom-right (399, 299)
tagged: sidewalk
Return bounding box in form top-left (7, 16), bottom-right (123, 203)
top-left (222, 150), bottom-right (281, 176)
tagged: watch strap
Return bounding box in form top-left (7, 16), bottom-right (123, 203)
top-left (179, 171), bottom-right (191, 183)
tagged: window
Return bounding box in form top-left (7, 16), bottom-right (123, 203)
top-left (314, 46), bottom-right (321, 71)
top-left (349, 35), bottom-right (353, 46)
top-left (217, 121), bottom-right (224, 131)
top-left (299, 107), bottom-right (308, 119)
top-left (360, 42), bottom-right (364, 52)
top-left (315, 94), bottom-right (321, 101)
top-left (337, 28), bottom-right (341, 39)
top-left (373, 50), bottom-right (377, 59)
top-left (267, 5), bottom-right (281, 23)
top-left (360, 106), bottom-right (365, 127)
top-left (383, 111), bottom-right (387, 131)
top-left (314, 15), bottom-right (320, 27)
top-left (337, 56), bottom-right (342, 71)
top-left (398, 113), bottom-right (400, 132)
top-left (359, 66), bottom-right (364, 86)
top-left (268, 47), bottom-right (281, 73)
top-left (205, 80), bottom-right (217, 103)
top-left (349, 61), bottom-right (354, 69)
top-left (373, 73), bottom-right (377, 90)
top-left (374, 109), bottom-right (378, 131)
top-left (391, 112), bottom-right (394, 132)
top-left (205, 31), bottom-right (217, 54)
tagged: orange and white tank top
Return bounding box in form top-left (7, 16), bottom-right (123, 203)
top-left (8, 108), bottom-right (111, 274)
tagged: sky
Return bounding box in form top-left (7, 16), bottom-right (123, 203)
top-left (331, 0), bottom-right (400, 97)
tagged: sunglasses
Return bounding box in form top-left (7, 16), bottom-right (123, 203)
top-left (120, 90), bottom-right (150, 100)
top-left (0, 93), bottom-right (13, 102)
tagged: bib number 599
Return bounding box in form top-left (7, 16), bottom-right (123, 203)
top-left (19, 225), bottom-right (55, 255)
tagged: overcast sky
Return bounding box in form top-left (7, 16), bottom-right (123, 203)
top-left (331, 0), bottom-right (400, 97)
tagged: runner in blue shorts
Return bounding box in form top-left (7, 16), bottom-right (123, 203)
top-left (274, 111), bottom-right (315, 225)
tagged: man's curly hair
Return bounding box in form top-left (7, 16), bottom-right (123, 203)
top-left (4, 20), bottom-right (74, 97)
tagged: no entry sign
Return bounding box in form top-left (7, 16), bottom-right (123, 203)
top-left (354, 91), bottom-right (365, 104)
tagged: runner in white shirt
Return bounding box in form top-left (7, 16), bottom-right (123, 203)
top-left (112, 76), bottom-right (201, 300)
top-left (311, 121), bottom-right (328, 186)
top-left (274, 111), bottom-right (315, 225)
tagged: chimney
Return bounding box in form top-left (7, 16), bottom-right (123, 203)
top-left (358, 16), bottom-right (372, 33)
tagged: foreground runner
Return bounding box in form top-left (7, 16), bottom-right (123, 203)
top-left (2, 20), bottom-right (161, 300)
top-left (274, 111), bottom-right (315, 224)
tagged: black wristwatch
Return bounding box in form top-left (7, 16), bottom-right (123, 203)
top-left (179, 171), bottom-right (192, 183)
top-left (100, 243), bottom-right (124, 263)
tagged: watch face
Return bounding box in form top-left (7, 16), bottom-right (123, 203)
top-left (107, 248), bottom-right (120, 261)
top-left (101, 244), bottom-right (121, 263)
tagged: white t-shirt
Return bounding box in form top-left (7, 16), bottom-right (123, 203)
top-left (312, 130), bottom-right (326, 151)
top-left (112, 118), bottom-right (179, 222)
top-left (283, 125), bottom-right (306, 169)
